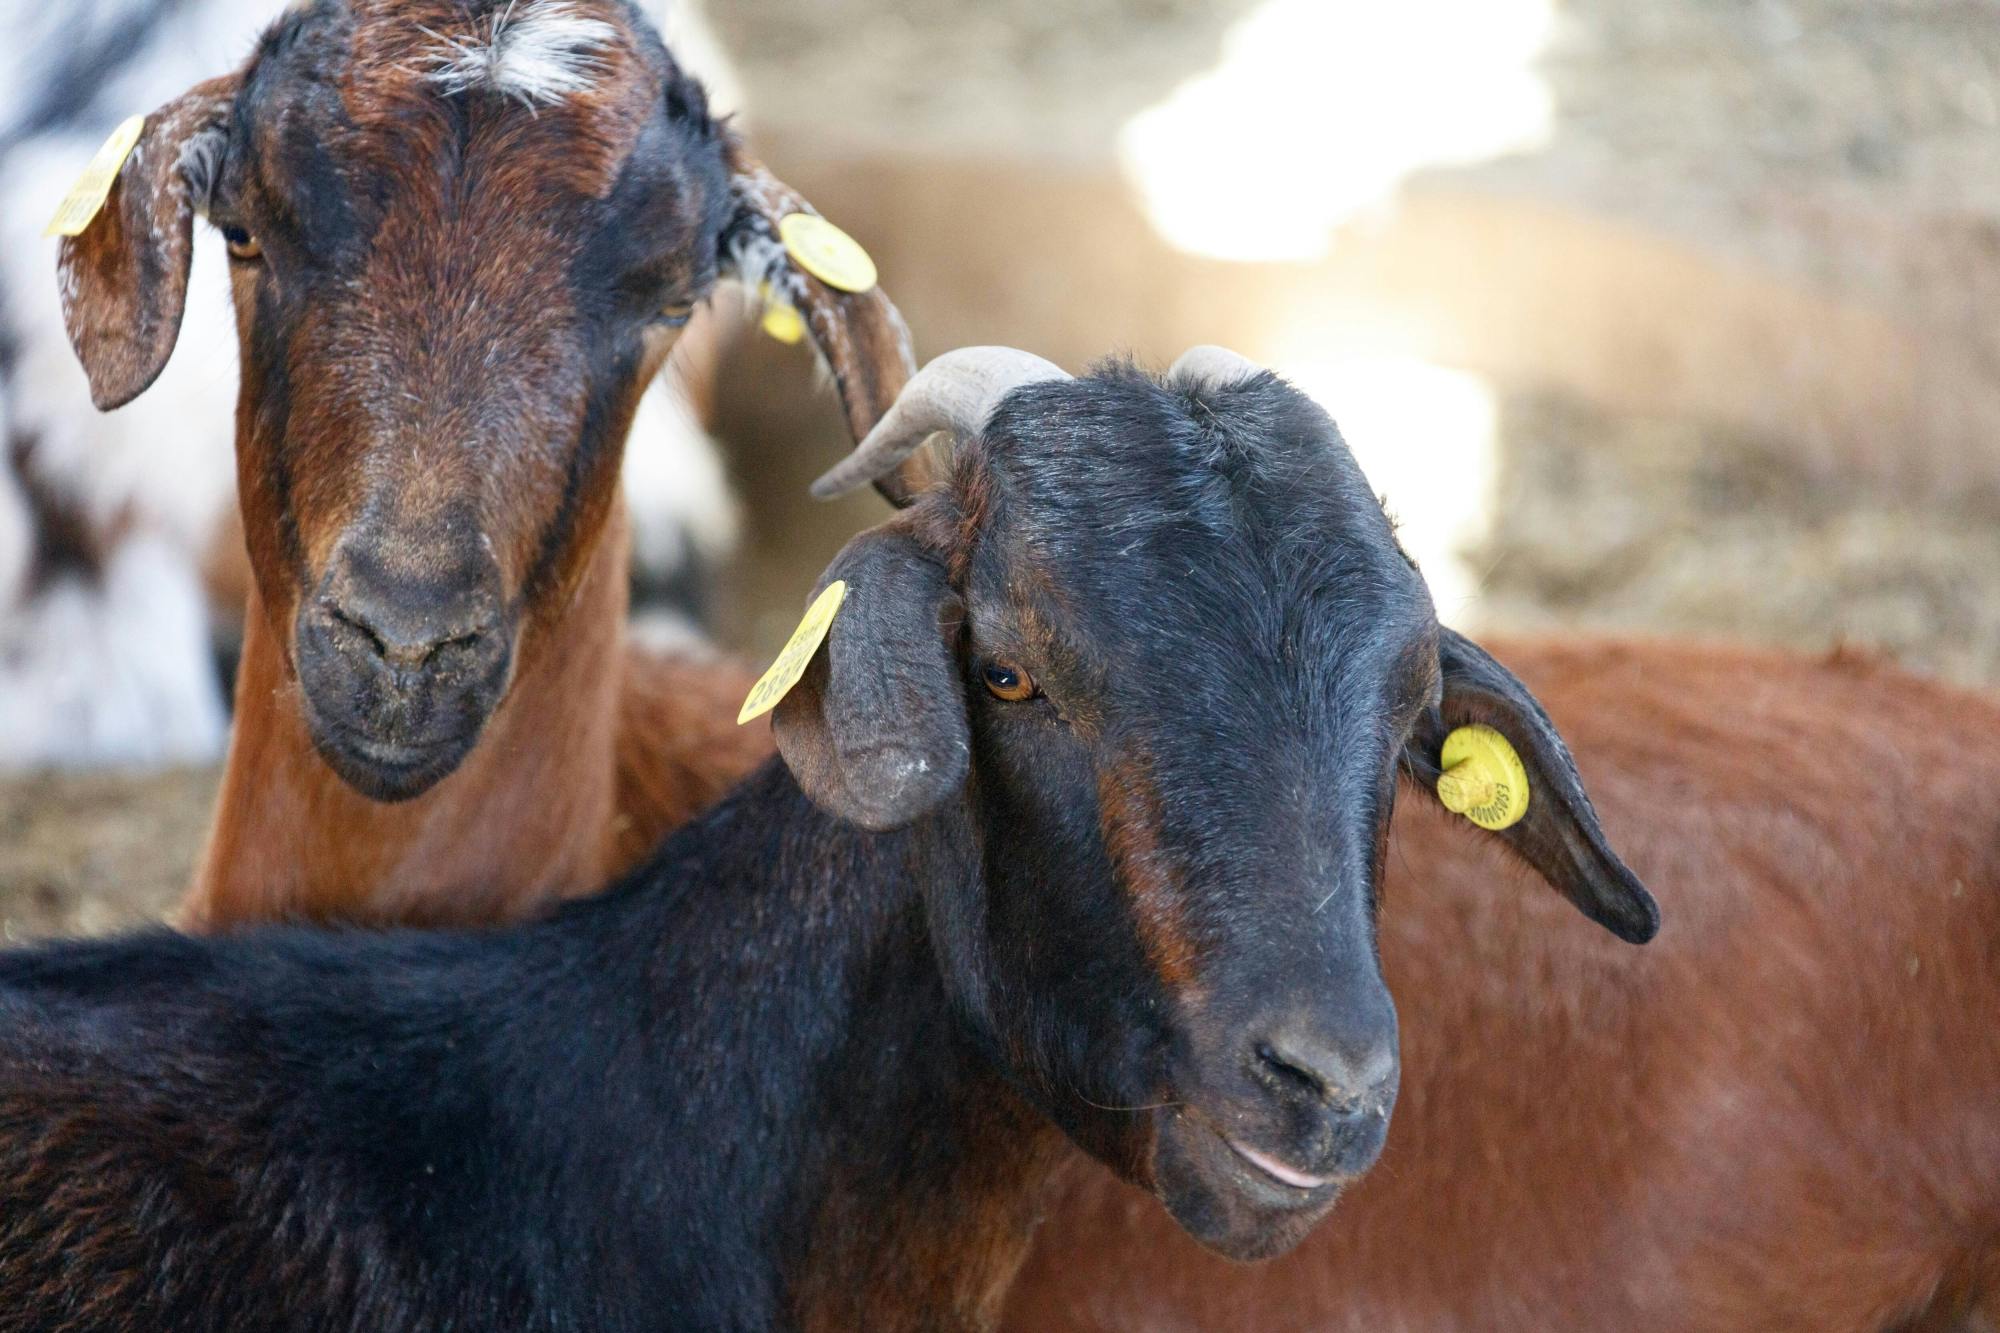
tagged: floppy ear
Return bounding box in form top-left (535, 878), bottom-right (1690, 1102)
top-left (56, 77), bottom-right (238, 411)
top-left (772, 524), bottom-right (969, 831)
top-left (716, 131), bottom-right (922, 502)
top-left (1405, 628), bottom-right (1660, 944)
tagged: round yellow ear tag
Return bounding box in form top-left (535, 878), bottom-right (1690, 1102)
top-left (738, 581), bottom-right (846, 725)
top-left (756, 283), bottom-right (806, 344)
top-left (777, 213), bottom-right (877, 294)
top-left (1436, 724), bottom-right (1530, 831)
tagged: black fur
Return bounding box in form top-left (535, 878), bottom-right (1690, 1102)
top-left (0, 360), bottom-right (1651, 1328)
top-left (0, 763), bottom-right (939, 1331)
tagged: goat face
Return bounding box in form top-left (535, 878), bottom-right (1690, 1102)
top-left (774, 350), bottom-right (1658, 1262)
top-left (55, 0), bottom-right (912, 801)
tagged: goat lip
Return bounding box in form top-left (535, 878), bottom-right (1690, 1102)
top-left (1150, 1113), bottom-right (1350, 1262)
top-left (343, 736), bottom-right (441, 767)
top-left (303, 712), bottom-right (475, 802)
top-left (317, 728), bottom-right (448, 772)
top-left (1222, 1137), bottom-right (1335, 1191)
top-left (309, 713), bottom-right (460, 769)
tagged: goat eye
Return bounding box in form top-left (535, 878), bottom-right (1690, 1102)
top-left (982, 661), bottom-right (1037, 702)
top-left (656, 303), bottom-right (694, 329)
top-left (222, 226), bottom-right (261, 261)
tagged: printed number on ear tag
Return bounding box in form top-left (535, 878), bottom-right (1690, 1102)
top-left (777, 213), bottom-right (877, 294)
top-left (738, 581), bottom-right (847, 725)
top-left (44, 115), bottom-right (146, 238)
top-left (1436, 724), bottom-right (1530, 831)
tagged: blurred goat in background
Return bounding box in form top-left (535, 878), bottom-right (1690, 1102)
top-left (0, 0), bottom-right (747, 769)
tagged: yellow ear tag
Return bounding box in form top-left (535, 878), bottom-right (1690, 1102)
top-left (738, 581), bottom-right (847, 725)
top-left (777, 213), bottom-right (877, 294)
top-left (1436, 724), bottom-right (1530, 831)
top-left (44, 115), bottom-right (147, 238)
top-left (757, 283), bottom-right (806, 344)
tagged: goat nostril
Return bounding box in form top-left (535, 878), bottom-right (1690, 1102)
top-left (327, 604), bottom-right (390, 660)
top-left (324, 602), bottom-right (484, 671)
top-left (1255, 1041), bottom-right (1330, 1099)
top-left (1252, 1034), bottom-right (1395, 1115)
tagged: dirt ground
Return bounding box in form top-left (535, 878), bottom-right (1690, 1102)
top-left (1479, 391), bottom-right (2000, 687)
top-left (0, 766), bottom-right (213, 940)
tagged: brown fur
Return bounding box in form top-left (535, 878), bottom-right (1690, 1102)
top-left (610, 631), bottom-right (772, 875)
top-left (187, 503), bottom-right (764, 927)
top-left (1001, 638), bottom-right (2000, 1332)
top-left (140, 0), bottom-right (912, 929)
top-left (796, 1096), bottom-right (1067, 1333)
top-left (1098, 756), bottom-right (1199, 992)
top-left (55, 78), bottom-right (237, 411)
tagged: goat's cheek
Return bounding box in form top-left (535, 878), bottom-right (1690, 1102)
top-left (636, 325), bottom-right (681, 382)
top-left (226, 265), bottom-right (260, 336)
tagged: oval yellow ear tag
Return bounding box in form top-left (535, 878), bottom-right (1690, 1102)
top-left (1436, 724), bottom-right (1530, 831)
top-left (757, 283), bottom-right (806, 344)
top-left (738, 581), bottom-right (846, 725)
top-left (44, 114), bottom-right (146, 238)
top-left (777, 213), bottom-right (877, 294)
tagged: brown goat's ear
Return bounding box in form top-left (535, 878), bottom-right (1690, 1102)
top-left (772, 524), bottom-right (969, 831)
top-left (1405, 628), bottom-right (1660, 944)
top-left (716, 131), bottom-right (921, 502)
top-left (56, 77), bottom-right (238, 411)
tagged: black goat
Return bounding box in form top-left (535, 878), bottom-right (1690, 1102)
top-left (0, 347), bottom-right (1653, 1331)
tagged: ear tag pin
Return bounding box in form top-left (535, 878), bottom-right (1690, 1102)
top-left (1436, 724), bottom-right (1530, 831)
top-left (45, 114), bottom-right (146, 238)
top-left (738, 581), bottom-right (847, 725)
top-left (777, 213), bottom-right (877, 294)
top-left (756, 282), bottom-right (806, 344)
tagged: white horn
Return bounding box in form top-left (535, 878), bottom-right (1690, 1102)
top-left (811, 346), bottom-right (1069, 500)
top-left (1167, 344), bottom-right (1264, 390)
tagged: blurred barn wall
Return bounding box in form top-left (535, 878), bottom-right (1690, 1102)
top-left (702, 0), bottom-right (2000, 681)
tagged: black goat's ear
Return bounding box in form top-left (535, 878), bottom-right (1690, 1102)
top-left (56, 76), bottom-right (238, 411)
top-left (715, 130), bottom-right (922, 503)
top-left (1404, 628), bottom-right (1660, 944)
top-left (773, 525), bottom-right (968, 831)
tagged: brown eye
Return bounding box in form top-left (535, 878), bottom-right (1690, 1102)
top-left (657, 303), bottom-right (695, 329)
top-left (222, 226), bottom-right (261, 261)
top-left (982, 661), bottom-right (1037, 702)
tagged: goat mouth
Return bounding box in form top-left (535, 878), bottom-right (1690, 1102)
top-left (1150, 1109), bottom-right (1351, 1262)
top-left (1223, 1137), bottom-right (1334, 1191)
top-left (343, 735), bottom-right (445, 767)
top-left (1170, 1107), bottom-right (1345, 1206)
top-left (305, 717), bottom-right (479, 803)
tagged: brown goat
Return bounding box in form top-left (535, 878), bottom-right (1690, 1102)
top-left (1002, 638), bottom-right (2000, 1332)
top-left (54, 0), bottom-right (910, 927)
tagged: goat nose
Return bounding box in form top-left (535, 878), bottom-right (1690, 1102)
top-left (334, 592), bottom-right (482, 668)
top-left (1252, 1027), bottom-right (1397, 1117)
top-left (318, 541), bottom-right (502, 676)
top-left (327, 589), bottom-right (493, 670)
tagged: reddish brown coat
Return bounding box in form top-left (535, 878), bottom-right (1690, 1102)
top-left (187, 504), bottom-right (770, 927)
top-left (123, 2), bottom-right (912, 929)
top-left (1003, 639), bottom-right (2000, 1332)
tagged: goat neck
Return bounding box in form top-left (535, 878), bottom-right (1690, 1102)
top-left (185, 500), bottom-right (637, 927)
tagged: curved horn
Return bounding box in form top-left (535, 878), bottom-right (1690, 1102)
top-left (811, 346), bottom-right (1068, 500)
top-left (1167, 344), bottom-right (1265, 391)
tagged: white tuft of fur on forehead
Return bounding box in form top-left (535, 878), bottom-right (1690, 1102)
top-left (425, 0), bottom-right (618, 108)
